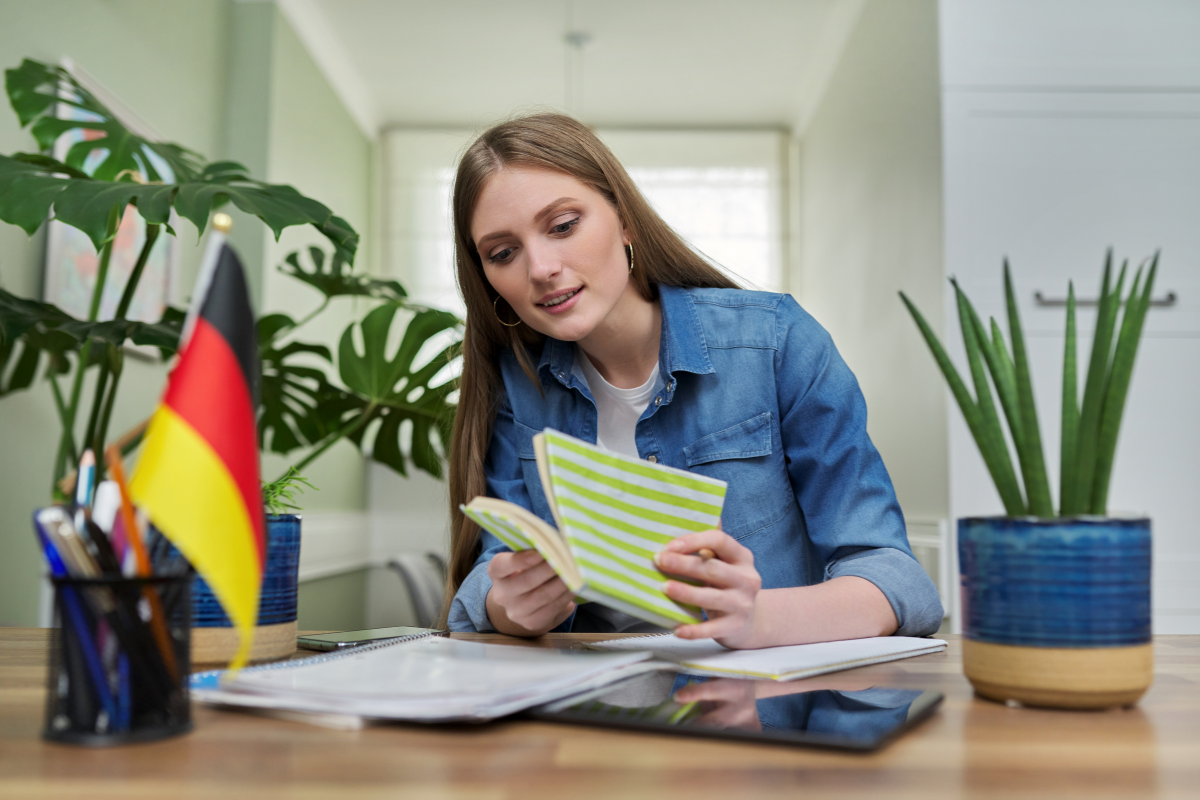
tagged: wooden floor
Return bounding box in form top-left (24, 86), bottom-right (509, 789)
top-left (1, 629), bottom-right (1198, 799)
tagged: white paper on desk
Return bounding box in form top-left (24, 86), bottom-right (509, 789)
top-left (198, 637), bottom-right (656, 722)
top-left (586, 635), bottom-right (947, 681)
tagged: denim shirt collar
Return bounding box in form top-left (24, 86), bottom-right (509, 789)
top-left (536, 284), bottom-right (715, 390)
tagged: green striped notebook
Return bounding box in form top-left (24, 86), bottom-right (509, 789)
top-left (462, 429), bottom-right (728, 628)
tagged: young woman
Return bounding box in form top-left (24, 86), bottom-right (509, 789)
top-left (444, 113), bottom-right (942, 647)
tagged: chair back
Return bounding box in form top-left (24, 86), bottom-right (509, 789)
top-left (386, 552), bottom-right (448, 628)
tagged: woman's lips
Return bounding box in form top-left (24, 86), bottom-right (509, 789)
top-left (537, 287), bottom-right (582, 315)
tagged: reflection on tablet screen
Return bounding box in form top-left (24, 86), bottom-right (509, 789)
top-left (529, 671), bottom-right (942, 751)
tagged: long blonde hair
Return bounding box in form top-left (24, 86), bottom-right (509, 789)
top-left (443, 113), bottom-right (738, 622)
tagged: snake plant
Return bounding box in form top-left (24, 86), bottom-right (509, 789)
top-left (901, 252), bottom-right (1158, 518)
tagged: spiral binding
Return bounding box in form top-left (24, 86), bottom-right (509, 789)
top-left (190, 630), bottom-right (445, 690)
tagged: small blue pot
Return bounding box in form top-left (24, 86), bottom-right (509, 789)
top-left (192, 514), bottom-right (301, 662)
top-left (958, 516), bottom-right (1153, 708)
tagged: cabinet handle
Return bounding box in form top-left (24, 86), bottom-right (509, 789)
top-left (1033, 291), bottom-right (1177, 308)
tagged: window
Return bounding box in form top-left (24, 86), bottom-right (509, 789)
top-left (382, 128), bottom-right (788, 315)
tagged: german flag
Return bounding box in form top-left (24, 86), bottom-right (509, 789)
top-left (132, 235), bottom-right (264, 668)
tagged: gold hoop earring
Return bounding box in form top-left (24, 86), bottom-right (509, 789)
top-left (493, 296), bottom-right (522, 327)
top-left (627, 242), bottom-right (635, 273)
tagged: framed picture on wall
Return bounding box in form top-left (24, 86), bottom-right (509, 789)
top-left (41, 58), bottom-right (180, 336)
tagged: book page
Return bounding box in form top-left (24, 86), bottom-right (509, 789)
top-left (542, 429), bottom-right (727, 626)
top-left (588, 635), bottom-right (948, 681)
top-left (462, 498), bottom-right (583, 589)
top-left (532, 432), bottom-right (565, 535)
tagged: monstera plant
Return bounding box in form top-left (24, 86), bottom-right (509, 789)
top-left (258, 246), bottom-right (461, 500)
top-left (0, 59), bottom-right (459, 501)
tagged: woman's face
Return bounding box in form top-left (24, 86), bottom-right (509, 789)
top-left (470, 166), bottom-right (634, 343)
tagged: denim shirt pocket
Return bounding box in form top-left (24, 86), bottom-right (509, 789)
top-left (683, 412), bottom-right (793, 540)
top-left (514, 420), bottom-right (555, 525)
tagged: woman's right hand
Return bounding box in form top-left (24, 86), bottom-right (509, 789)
top-left (484, 550), bottom-right (576, 636)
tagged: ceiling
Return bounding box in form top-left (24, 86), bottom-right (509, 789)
top-left (302, 0), bottom-right (861, 132)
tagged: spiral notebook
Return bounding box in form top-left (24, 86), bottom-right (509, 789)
top-left (587, 634), bottom-right (949, 681)
top-left (191, 632), bottom-right (656, 722)
top-left (462, 429), bottom-right (728, 628)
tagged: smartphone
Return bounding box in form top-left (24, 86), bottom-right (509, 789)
top-left (296, 626), bottom-right (448, 651)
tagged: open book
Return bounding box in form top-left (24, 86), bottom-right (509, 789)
top-left (462, 429), bottom-right (727, 628)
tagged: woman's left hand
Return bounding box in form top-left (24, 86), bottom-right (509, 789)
top-left (654, 529), bottom-right (762, 648)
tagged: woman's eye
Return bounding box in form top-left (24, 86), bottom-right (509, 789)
top-left (489, 247), bottom-right (514, 263)
top-left (551, 216), bottom-right (581, 235)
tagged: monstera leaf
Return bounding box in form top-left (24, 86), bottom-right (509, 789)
top-left (257, 312), bottom-right (336, 455)
top-left (6, 59), bottom-right (203, 183)
top-left (0, 287), bottom-right (183, 364)
top-left (0, 326), bottom-right (75, 397)
top-left (330, 303), bottom-right (460, 478)
top-left (0, 60), bottom-right (358, 263)
top-left (281, 246), bottom-right (407, 302)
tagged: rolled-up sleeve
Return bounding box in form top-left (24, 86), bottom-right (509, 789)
top-left (447, 532), bottom-right (506, 632)
top-left (447, 392), bottom-right (577, 633)
top-left (774, 296), bottom-right (943, 637)
top-left (447, 396), bottom-right (525, 632)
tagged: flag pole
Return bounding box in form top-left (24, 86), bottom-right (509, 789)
top-left (180, 212), bottom-right (233, 349)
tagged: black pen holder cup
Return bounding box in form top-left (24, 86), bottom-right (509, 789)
top-left (43, 574), bottom-right (193, 746)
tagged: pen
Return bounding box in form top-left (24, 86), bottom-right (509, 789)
top-left (33, 510), bottom-right (119, 729)
top-left (75, 450), bottom-right (96, 509)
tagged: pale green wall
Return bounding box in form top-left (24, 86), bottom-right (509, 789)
top-left (0, 1), bottom-right (375, 625)
top-left (298, 568), bottom-right (368, 632)
top-left (798, 0), bottom-right (948, 523)
top-left (259, 4), bottom-right (373, 512)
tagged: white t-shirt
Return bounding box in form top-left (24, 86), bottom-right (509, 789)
top-left (572, 348), bottom-right (659, 459)
top-left (569, 348), bottom-right (670, 635)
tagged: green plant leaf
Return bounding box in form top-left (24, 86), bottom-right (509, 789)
top-left (333, 303), bottom-right (461, 479)
top-left (0, 153), bottom-right (359, 264)
top-left (1059, 282), bottom-right (1080, 516)
top-left (1004, 261), bottom-right (1054, 517)
top-left (1075, 254), bottom-right (1125, 512)
top-left (256, 313), bottom-right (336, 455)
top-left (261, 466), bottom-right (317, 515)
top-left (0, 286), bottom-right (183, 360)
top-left (952, 280), bottom-right (1026, 514)
top-left (280, 246), bottom-right (408, 302)
top-left (899, 291), bottom-right (1026, 516)
top-left (5, 59), bottom-right (203, 182)
top-left (983, 317), bottom-right (1024, 454)
top-left (1090, 255), bottom-right (1157, 514)
top-left (12, 152), bottom-right (90, 180)
top-left (1, 59), bottom-right (359, 263)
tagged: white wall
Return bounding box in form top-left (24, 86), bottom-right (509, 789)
top-left (798, 0), bottom-right (948, 531)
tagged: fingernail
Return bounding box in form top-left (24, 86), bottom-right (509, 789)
top-left (660, 581), bottom-right (672, 594)
top-left (653, 552), bottom-right (663, 567)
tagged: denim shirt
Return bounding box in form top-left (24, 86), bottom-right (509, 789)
top-left (448, 285), bottom-right (944, 637)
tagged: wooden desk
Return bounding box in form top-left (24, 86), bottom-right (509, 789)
top-left (1, 630), bottom-right (1198, 799)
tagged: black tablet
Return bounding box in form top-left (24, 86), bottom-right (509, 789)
top-left (527, 670), bottom-right (943, 752)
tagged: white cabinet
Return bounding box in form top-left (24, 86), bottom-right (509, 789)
top-left (940, 0), bottom-right (1200, 633)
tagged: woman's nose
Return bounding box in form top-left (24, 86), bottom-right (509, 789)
top-left (526, 242), bottom-right (561, 283)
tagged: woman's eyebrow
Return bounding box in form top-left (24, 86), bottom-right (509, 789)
top-left (475, 229), bottom-right (511, 249)
top-left (534, 196), bottom-right (578, 222)
top-left (475, 197), bottom-right (579, 249)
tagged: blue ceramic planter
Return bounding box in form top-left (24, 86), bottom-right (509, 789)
top-left (959, 516), bottom-right (1151, 647)
top-left (957, 516), bottom-right (1153, 708)
top-left (192, 514), bottom-right (301, 662)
